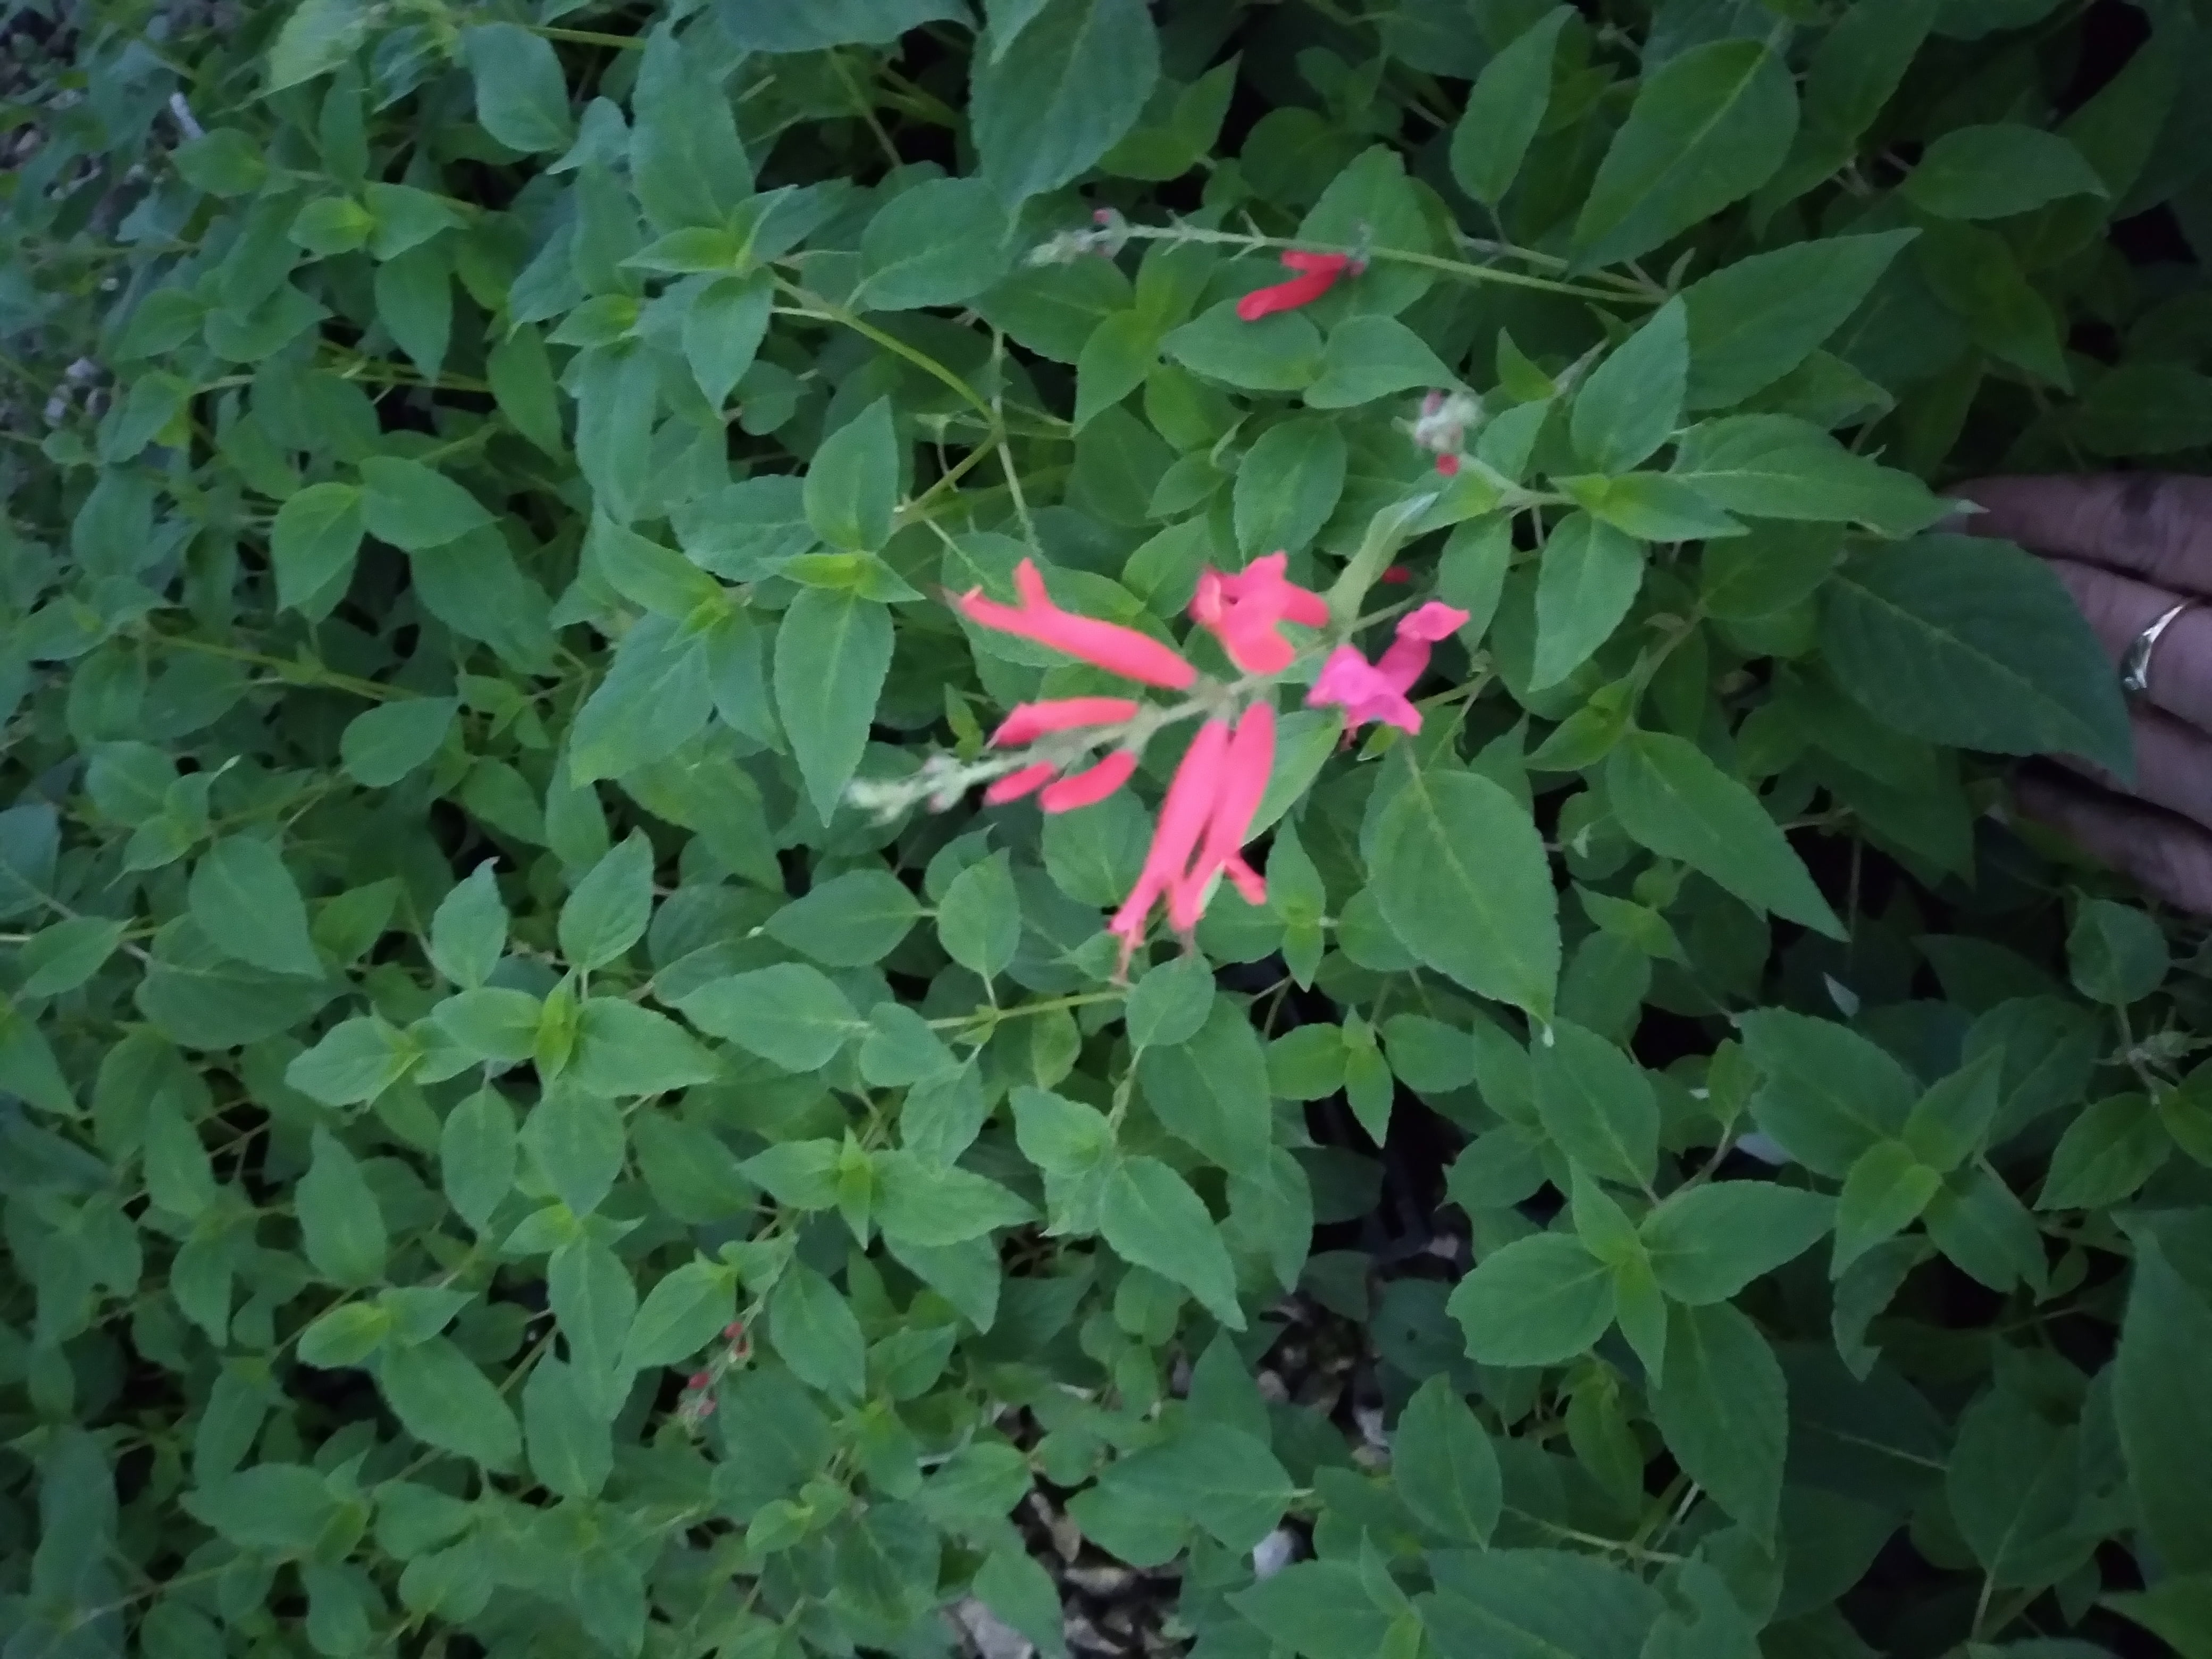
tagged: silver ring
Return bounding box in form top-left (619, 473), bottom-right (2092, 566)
top-left (2122, 600), bottom-right (2196, 697)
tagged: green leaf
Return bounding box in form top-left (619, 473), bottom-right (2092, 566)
top-left (2067, 898), bottom-right (2168, 1006)
top-left (858, 177), bottom-right (1013, 311)
top-left (1305, 315), bottom-right (1457, 409)
top-left (2115, 1236), bottom-right (2212, 1573)
top-left (1371, 768), bottom-right (1560, 1023)
top-left (1447, 1231), bottom-right (1614, 1366)
top-left (569, 614), bottom-right (714, 785)
top-left (1572, 41), bottom-right (1798, 271)
top-left (188, 836), bottom-right (324, 978)
top-left (1074, 309), bottom-right (1163, 429)
top-left (937, 852), bottom-right (1021, 981)
top-left (569, 998), bottom-right (720, 1096)
top-left (1163, 300), bottom-right (1324, 393)
top-left (1393, 1376), bottom-right (1503, 1545)
top-left (339, 697), bottom-right (455, 788)
top-left (143, 1093), bottom-right (216, 1217)
top-left (1946, 1385), bottom-right (2085, 1591)
top-left (1125, 953), bottom-right (1217, 1049)
top-left (774, 588), bottom-right (894, 822)
top-left (1570, 298), bottom-right (1688, 474)
top-left (1450, 7), bottom-right (1571, 206)
top-left (1530, 512), bottom-right (1645, 690)
top-left (1832, 1139), bottom-right (1943, 1276)
top-left (1105, 1422), bottom-right (1294, 1551)
top-left (18, 916), bottom-right (126, 998)
top-left (429, 862), bottom-right (507, 990)
top-left (1821, 535), bottom-right (2133, 775)
top-left (676, 964), bottom-right (863, 1073)
top-left (1649, 1301), bottom-right (1786, 1539)
top-left (1136, 998), bottom-right (1272, 1175)
top-left (1564, 473), bottom-right (1744, 543)
top-left (358, 457), bottom-right (492, 551)
top-left (803, 398), bottom-right (897, 554)
top-left (767, 1263), bottom-right (866, 1401)
top-left (271, 483), bottom-right (364, 614)
top-left (523, 1356), bottom-right (611, 1500)
top-left (286, 1015), bottom-right (418, 1106)
top-left (1641, 1182), bottom-right (1834, 1302)
top-left (1737, 1009), bottom-right (1917, 1178)
top-left (374, 244), bottom-right (450, 382)
top-left (2039, 1093), bottom-right (2169, 1210)
top-left (875, 1151), bottom-right (1035, 1244)
top-left (1899, 123), bottom-right (2107, 220)
top-left (185, 1464), bottom-right (346, 1555)
top-left (1605, 730), bottom-right (1844, 937)
top-left (1682, 232), bottom-right (1917, 408)
top-left (297, 1302), bottom-right (393, 1370)
top-left (1421, 1550), bottom-right (1664, 1659)
top-left (440, 1085), bottom-right (516, 1235)
top-left (375, 1336), bottom-right (521, 1470)
top-left (461, 24), bottom-right (574, 153)
top-left (558, 830), bottom-right (655, 971)
top-left (1235, 416), bottom-right (1348, 557)
top-left (1670, 416), bottom-right (1948, 537)
top-left (434, 986), bottom-right (540, 1065)
top-left (521, 1083), bottom-right (626, 1217)
top-left (622, 1260), bottom-right (738, 1371)
top-left (685, 273), bottom-right (774, 410)
top-left (971, 0), bottom-right (1160, 203)
top-left (298, 1127), bottom-right (388, 1286)
top-left (1532, 1020), bottom-right (1657, 1188)
top-left (1100, 1156), bottom-right (1245, 1329)
top-left (767, 869), bottom-right (921, 967)
top-left (266, 0), bottom-right (370, 91)
top-left (1234, 1562), bottom-right (1396, 1659)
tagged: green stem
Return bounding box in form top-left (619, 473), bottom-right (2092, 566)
top-left (140, 628), bottom-right (412, 703)
top-left (529, 24), bottom-right (644, 48)
top-left (772, 282), bottom-right (1000, 425)
top-left (1111, 224), bottom-right (1656, 306)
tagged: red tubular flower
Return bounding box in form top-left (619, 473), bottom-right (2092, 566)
top-left (956, 560), bottom-right (1196, 689)
top-left (985, 762), bottom-right (1059, 804)
top-left (1189, 552), bottom-right (1330, 675)
top-left (1236, 250), bottom-right (1353, 321)
top-left (1308, 601), bottom-right (1472, 735)
top-left (1170, 702), bottom-right (1275, 930)
top-left (1041, 750), bottom-right (1138, 812)
top-left (991, 696), bottom-right (1143, 747)
top-left (1436, 453), bottom-right (1462, 477)
top-left (1109, 719), bottom-right (1232, 968)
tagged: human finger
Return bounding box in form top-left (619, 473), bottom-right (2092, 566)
top-left (2041, 558), bottom-right (2212, 733)
top-left (2049, 705), bottom-right (2212, 836)
top-left (2014, 769), bottom-right (2212, 916)
top-left (1950, 474), bottom-right (2212, 598)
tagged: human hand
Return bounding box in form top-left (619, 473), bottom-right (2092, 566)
top-left (1956, 474), bottom-right (2212, 914)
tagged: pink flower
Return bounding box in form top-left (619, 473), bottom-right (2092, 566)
top-left (1436, 453), bottom-right (1461, 477)
top-left (985, 762), bottom-right (1059, 804)
top-left (957, 560), bottom-right (1196, 689)
top-left (1041, 750), bottom-right (1138, 812)
top-left (1169, 702), bottom-right (1275, 931)
top-left (1189, 552), bottom-right (1330, 675)
top-left (1379, 565), bottom-right (1413, 585)
top-left (1236, 251), bottom-right (1353, 322)
top-left (1310, 647), bottom-right (1421, 734)
top-left (991, 696), bottom-right (1141, 747)
top-left (1109, 719), bottom-right (1231, 968)
top-left (1307, 601), bottom-right (1471, 735)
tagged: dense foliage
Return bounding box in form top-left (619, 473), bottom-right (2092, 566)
top-left (9, 0), bottom-right (2212, 1655)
